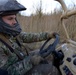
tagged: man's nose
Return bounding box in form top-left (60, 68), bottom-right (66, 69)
top-left (13, 19), bottom-right (17, 25)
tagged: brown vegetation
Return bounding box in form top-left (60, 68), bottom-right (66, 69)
top-left (17, 8), bottom-right (76, 50)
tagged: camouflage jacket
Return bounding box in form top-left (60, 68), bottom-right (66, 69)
top-left (0, 32), bottom-right (50, 75)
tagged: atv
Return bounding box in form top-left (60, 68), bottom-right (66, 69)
top-left (26, 0), bottom-right (76, 75)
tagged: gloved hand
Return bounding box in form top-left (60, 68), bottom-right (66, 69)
top-left (31, 54), bottom-right (44, 65)
top-left (47, 32), bottom-right (59, 39)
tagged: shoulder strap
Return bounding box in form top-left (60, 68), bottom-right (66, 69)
top-left (0, 34), bottom-right (25, 60)
top-left (16, 35), bottom-right (29, 55)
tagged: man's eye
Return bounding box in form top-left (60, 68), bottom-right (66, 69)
top-left (8, 18), bottom-right (13, 20)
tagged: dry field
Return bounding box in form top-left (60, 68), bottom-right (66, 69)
top-left (17, 10), bottom-right (76, 50)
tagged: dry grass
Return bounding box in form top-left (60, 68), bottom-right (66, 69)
top-left (17, 9), bottom-right (76, 50)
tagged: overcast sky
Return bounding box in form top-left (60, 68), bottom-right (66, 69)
top-left (17, 0), bottom-right (76, 16)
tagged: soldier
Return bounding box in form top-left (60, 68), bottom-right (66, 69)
top-left (0, 0), bottom-right (59, 75)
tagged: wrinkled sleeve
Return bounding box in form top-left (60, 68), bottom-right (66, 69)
top-left (19, 32), bottom-right (49, 43)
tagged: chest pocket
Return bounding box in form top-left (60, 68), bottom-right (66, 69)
top-left (0, 34), bottom-right (28, 60)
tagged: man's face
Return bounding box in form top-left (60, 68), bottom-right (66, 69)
top-left (2, 15), bottom-right (17, 26)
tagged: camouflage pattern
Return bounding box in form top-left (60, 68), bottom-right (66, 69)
top-left (20, 32), bottom-right (50, 43)
top-left (0, 32), bottom-right (54, 75)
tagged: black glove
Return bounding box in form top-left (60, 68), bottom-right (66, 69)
top-left (47, 32), bottom-right (59, 39)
